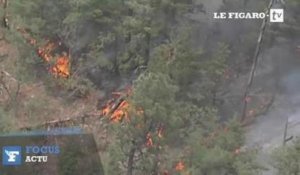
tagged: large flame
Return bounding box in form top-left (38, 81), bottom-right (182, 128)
top-left (50, 54), bottom-right (70, 78)
top-left (37, 41), bottom-right (70, 78)
top-left (101, 99), bottom-right (130, 122)
top-left (111, 100), bottom-right (130, 122)
top-left (18, 28), bottom-right (70, 78)
top-left (101, 90), bottom-right (166, 148)
top-left (101, 88), bottom-right (134, 122)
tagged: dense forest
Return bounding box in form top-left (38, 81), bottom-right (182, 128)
top-left (0, 0), bottom-right (300, 175)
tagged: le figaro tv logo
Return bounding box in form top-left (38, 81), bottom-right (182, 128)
top-left (270, 9), bottom-right (284, 22)
top-left (2, 146), bottom-right (22, 166)
top-left (213, 9), bottom-right (284, 23)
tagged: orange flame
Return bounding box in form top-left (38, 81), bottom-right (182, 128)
top-left (110, 101), bottom-right (129, 122)
top-left (157, 126), bottom-right (163, 138)
top-left (145, 127), bottom-right (164, 147)
top-left (101, 88), bottom-right (137, 122)
top-left (37, 41), bottom-right (56, 62)
top-left (175, 161), bottom-right (185, 171)
top-left (37, 41), bottom-right (70, 78)
top-left (50, 55), bottom-right (70, 78)
top-left (101, 98), bottom-right (130, 122)
top-left (146, 133), bottom-right (154, 147)
top-left (102, 105), bottom-right (111, 116)
top-left (18, 28), bottom-right (70, 78)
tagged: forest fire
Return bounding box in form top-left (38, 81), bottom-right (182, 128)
top-left (37, 41), bottom-right (56, 62)
top-left (101, 86), bottom-right (137, 122)
top-left (49, 53), bottom-right (70, 78)
top-left (102, 102), bottom-right (112, 116)
top-left (145, 129), bottom-right (164, 147)
top-left (110, 100), bottom-right (129, 122)
top-left (37, 41), bottom-right (70, 78)
top-left (101, 90), bottom-right (166, 148)
top-left (18, 28), bottom-right (70, 78)
top-left (101, 93), bottom-right (130, 122)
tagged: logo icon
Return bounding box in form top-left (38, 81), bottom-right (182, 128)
top-left (2, 146), bottom-right (22, 166)
top-left (270, 9), bottom-right (284, 22)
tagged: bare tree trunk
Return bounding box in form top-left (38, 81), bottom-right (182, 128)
top-left (283, 118), bottom-right (288, 146)
top-left (127, 120), bottom-right (154, 175)
top-left (144, 24), bottom-right (151, 65)
top-left (241, 0), bottom-right (275, 122)
top-left (127, 146), bottom-right (136, 175)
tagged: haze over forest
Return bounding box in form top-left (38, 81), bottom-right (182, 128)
top-left (0, 0), bottom-right (300, 175)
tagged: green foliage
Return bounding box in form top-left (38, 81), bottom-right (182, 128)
top-left (6, 0), bottom-right (266, 174)
top-left (149, 30), bottom-right (201, 83)
top-left (187, 120), bottom-right (262, 175)
top-left (3, 29), bottom-right (40, 83)
top-left (58, 141), bottom-right (83, 175)
top-left (203, 43), bottom-right (230, 78)
top-left (23, 97), bottom-right (50, 126)
top-left (85, 0), bottom-right (196, 75)
top-left (131, 72), bottom-right (178, 117)
top-left (0, 107), bottom-right (14, 133)
top-left (61, 76), bottom-right (95, 97)
top-left (106, 140), bottom-right (127, 175)
top-left (106, 31), bottom-right (257, 174)
top-left (214, 119), bottom-right (245, 151)
top-left (271, 139), bottom-right (300, 175)
top-left (9, 0), bottom-right (45, 34)
top-left (233, 152), bottom-right (264, 175)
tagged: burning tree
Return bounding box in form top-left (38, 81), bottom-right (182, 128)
top-left (17, 28), bottom-right (71, 78)
top-left (37, 41), bottom-right (70, 78)
top-left (103, 30), bottom-right (263, 174)
top-left (105, 73), bottom-right (260, 175)
top-left (107, 72), bottom-right (185, 175)
top-left (6, 1), bottom-right (278, 174)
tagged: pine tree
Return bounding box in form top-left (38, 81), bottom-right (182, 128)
top-left (271, 139), bottom-right (300, 175)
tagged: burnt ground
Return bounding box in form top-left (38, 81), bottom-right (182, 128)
top-left (0, 28), bottom-right (102, 130)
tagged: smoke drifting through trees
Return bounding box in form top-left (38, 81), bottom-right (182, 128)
top-left (0, 0), bottom-right (299, 174)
